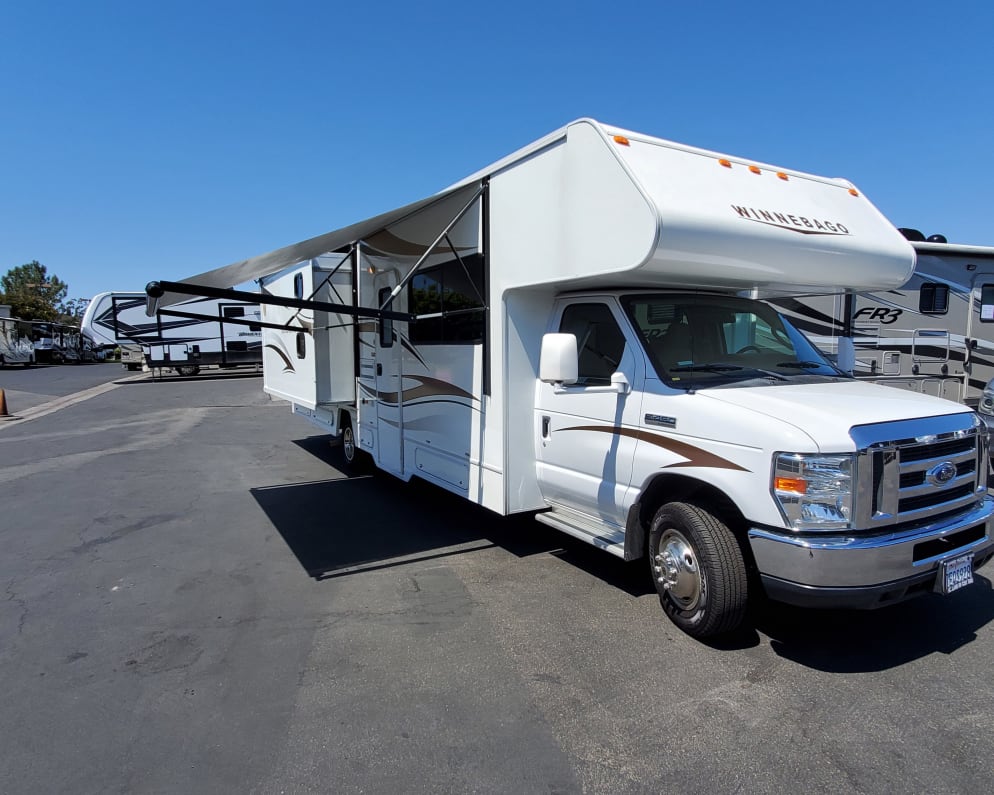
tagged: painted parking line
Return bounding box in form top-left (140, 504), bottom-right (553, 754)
top-left (0, 372), bottom-right (149, 429)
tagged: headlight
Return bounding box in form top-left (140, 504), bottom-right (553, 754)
top-left (772, 453), bottom-right (854, 531)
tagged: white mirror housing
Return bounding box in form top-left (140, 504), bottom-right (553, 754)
top-left (540, 333), bottom-right (578, 384)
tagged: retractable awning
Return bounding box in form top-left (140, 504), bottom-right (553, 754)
top-left (145, 182), bottom-right (482, 315)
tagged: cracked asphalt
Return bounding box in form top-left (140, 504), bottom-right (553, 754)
top-left (2, 366), bottom-right (994, 793)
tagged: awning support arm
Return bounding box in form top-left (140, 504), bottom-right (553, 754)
top-left (378, 185), bottom-right (484, 310)
top-left (157, 309), bottom-right (311, 334)
top-left (146, 280), bottom-right (415, 322)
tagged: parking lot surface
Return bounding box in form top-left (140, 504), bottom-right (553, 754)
top-left (2, 369), bottom-right (994, 794)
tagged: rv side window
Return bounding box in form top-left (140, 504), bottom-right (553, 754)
top-left (408, 254), bottom-right (486, 344)
top-left (920, 283), bottom-right (949, 315)
top-left (293, 273), bottom-right (304, 300)
top-left (558, 303), bottom-right (626, 386)
top-left (296, 331), bottom-right (306, 359)
top-left (223, 306), bottom-right (245, 318)
top-left (981, 285), bottom-right (994, 323)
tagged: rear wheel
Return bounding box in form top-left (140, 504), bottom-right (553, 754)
top-left (338, 412), bottom-right (368, 473)
top-left (648, 502), bottom-right (749, 639)
top-left (175, 365), bottom-right (200, 376)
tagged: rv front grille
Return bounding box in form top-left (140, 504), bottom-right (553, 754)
top-left (853, 414), bottom-right (987, 530)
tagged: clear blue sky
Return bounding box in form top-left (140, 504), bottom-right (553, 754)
top-left (2, 0), bottom-right (992, 302)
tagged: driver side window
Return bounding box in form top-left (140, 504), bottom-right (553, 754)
top-left (559, 303), bottom-right (626, 386)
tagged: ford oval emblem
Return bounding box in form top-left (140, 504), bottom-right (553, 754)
top-left (926, 461), bottom-right (957, 487)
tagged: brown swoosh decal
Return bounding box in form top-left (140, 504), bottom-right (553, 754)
top-left (562, 426), bottom-right (749, 472)
top-left (357, 375), bottom-right (476, 406)
top-left (265, 343), bottom-right (295, 373)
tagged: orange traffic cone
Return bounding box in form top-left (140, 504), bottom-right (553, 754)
top-left (0, 388), bottom-right (8, 417)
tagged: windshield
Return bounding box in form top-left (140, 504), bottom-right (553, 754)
top-left (622, 293), bottom-right (846, 389)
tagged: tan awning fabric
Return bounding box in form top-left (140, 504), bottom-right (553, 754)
top-left (148, 183), bottom-right (481, 313)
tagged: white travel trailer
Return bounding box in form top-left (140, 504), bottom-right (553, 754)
top-left (147, 119), bottom-right (993, 638)
top-left (773, 238), bottom-right (994, 419)
top-left (82, 292), bottom-right (263, 376)
top-left (0, 306), bottom-right (36, 367)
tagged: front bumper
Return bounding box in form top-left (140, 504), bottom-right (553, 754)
top-left (748, 497), bottom-right (994, 609)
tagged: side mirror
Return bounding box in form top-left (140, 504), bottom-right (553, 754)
top-left (540, 333), bottom-right (578, 385)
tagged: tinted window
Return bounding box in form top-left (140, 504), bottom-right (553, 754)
top-left (920, 283), bottom-right (949, 314)
top-left (559, 303), bottom-right (626, 386)
top-left (408, 254), bottom-right (485, 344)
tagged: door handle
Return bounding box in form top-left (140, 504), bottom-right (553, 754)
top-left (376, 363), bottom-right (383, 376)
top-left (541, 416), bottom-right (551, 440)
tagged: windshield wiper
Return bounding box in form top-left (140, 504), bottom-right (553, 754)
top-left (668, 362), bottom-right (788, 381)
top-left (775, 360), bottom-right (827, 369)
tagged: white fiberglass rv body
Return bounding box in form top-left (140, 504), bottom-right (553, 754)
top-left (774, 240), bottom-right (994, 401)
top-left (0, 308), bottom-right (35, 367)
top-left (149, 119), bottom-right (994, 638)
top-left (82, 292), bottom-right (262, 376)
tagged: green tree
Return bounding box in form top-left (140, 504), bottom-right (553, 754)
top-left (58, 297), bottom-right (90, 324)
top-left (1, 261), bottom-right (69, 321)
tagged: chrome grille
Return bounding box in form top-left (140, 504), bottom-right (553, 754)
top-left (852, 413), bottom-right (988, 530)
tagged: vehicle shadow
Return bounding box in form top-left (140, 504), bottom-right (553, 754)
top-left (257, 435), bottom-right (993, 669)
top-left (748, 576), bottom-right (994, 671)
top-left (250, 437), bottom-right (569, 580)
top-left (117, 371), bottom-right (263, 385)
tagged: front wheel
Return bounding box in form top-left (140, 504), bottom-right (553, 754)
top-left (648, 502), bottom-right (749, 639)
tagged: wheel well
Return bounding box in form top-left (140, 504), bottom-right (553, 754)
top-left (626, 474), bottom-right (749, 561)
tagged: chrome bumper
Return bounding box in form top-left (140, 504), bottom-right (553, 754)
top-left (748, 498), bottom-right (994, 606)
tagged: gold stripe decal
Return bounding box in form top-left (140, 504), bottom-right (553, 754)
top-left (561, 426), bottom-right (749, 472)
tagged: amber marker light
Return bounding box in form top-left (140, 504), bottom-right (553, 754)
top-left (775, 476), bottom-right (807, 494)
top-left (749, 165), bottom-right (761, 174)
top-left (718, 159), bottom-right (732, 168)
top-left (849, 188), bottom-right (859, 196)
top-left (613, 135), bottom-right (630, 146)
top-left (776, 172), bottom-right (789, 181)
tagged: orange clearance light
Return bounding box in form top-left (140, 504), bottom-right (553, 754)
top-left (749, 165), bottom-right (761, 174)
top-left (613, 135), bottom-right (630, 146)
top-left (718, 158), bottom-right (732, 168)
top-left (776, 172), bottom-right (789, 181)
top-left (849, 188), bottom-right (860, 196)
top-left (775, 476), bottom-right (807, 494)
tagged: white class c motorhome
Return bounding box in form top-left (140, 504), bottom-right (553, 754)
top-left (147, 119), bottom-right (994, 639)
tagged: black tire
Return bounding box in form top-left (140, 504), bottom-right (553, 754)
top-left (338, 412), bottom-right (369, 473)
top-left (175, 365), bottom-right (200, 377)
top-left (648, 502), bottom-right (749, 639)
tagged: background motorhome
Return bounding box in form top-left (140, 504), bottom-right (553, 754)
top-left (772, 235), bottom-right (994, 425)
top-left (0, 306), bottom-right (36, 367)
top-left (82, 292), bottom-right (263, 376)
top-left (147, 119), bottom-right (992, 639)
top-left (29, 321), bottom-right (83, 364)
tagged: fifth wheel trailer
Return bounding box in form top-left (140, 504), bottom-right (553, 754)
top-left (82, 292), bottom-right (263, 375)
top-left (147, 118), bottom-right (994, 638)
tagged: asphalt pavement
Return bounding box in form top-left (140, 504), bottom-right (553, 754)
top-left (2, 366), bottom-right (994, 794)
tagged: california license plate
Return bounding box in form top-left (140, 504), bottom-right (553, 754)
top-left (936, 553), bottom-right (974, 595)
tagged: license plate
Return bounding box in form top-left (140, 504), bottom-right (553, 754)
top-left (936, 553), bottom-right (975, 595)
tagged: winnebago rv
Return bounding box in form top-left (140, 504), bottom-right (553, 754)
top-left (147, 119), bottom-right (993, 638)
top-left (0, 307), bottom-right (35, 367)
top-left (773, 238), bottom-right (994, 420)
top-left (82, 292), bottom-right (263, 376)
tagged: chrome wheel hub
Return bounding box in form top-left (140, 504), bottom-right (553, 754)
top-left (343, 427), bottom-right (355, 461)
top-left (653, 529), bottom-right (702, 611)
